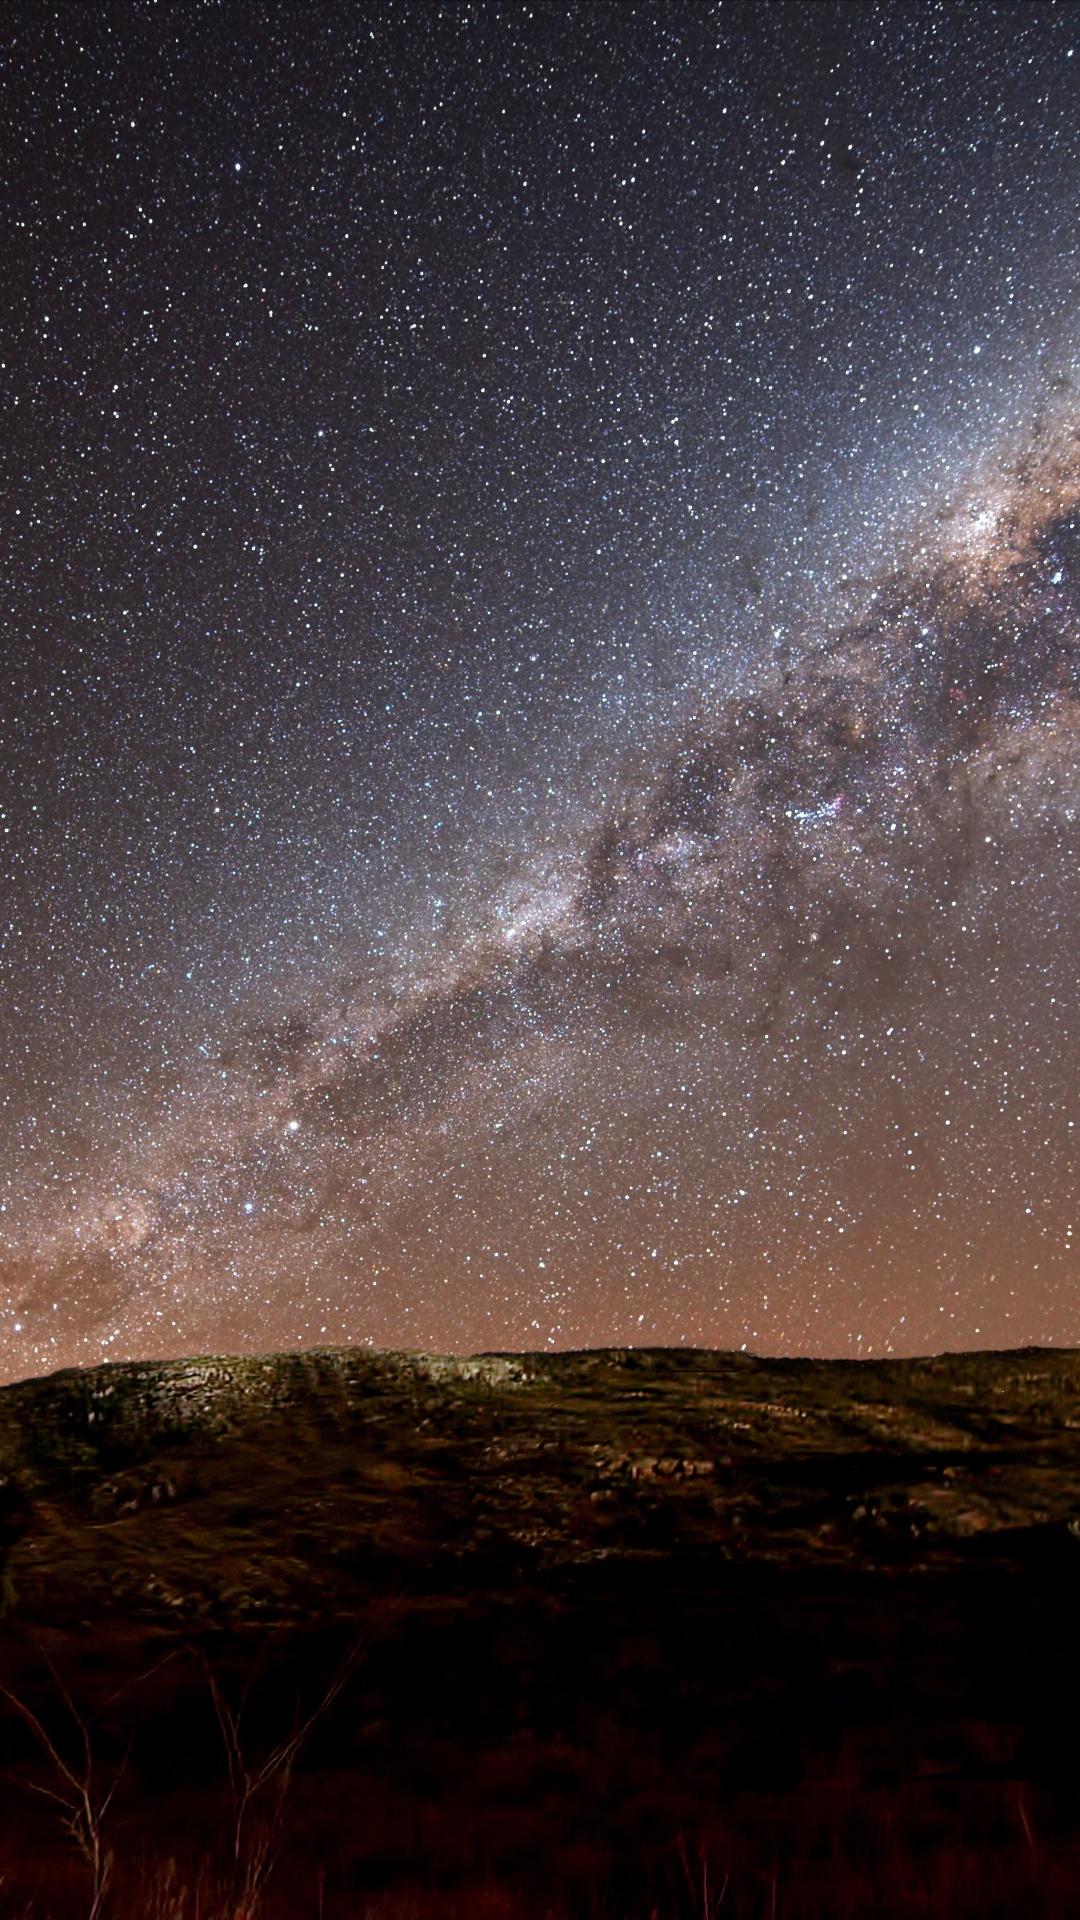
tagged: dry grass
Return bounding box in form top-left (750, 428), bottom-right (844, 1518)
top-left (5, 1809), bottom-right (1080, 1920)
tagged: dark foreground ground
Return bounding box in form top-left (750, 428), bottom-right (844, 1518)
top-left (4, 1345), bottom-right (1080, 1915)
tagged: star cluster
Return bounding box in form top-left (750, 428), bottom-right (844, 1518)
top-left (2, 5), bottom-right (1080, 1381)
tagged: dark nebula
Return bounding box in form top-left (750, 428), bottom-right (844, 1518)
top-left (2, 6), bottom-right (1080, 1378)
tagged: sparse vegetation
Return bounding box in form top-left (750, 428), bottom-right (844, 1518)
top-left (4, 1345), bottom-right (1080, 1914)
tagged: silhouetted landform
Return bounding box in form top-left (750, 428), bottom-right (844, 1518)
top-left (5, 1344), bottom-right (1080, 1915)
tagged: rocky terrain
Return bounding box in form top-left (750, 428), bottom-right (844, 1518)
top-left (4, 1344), bottom-right (1080, 1915)
top-left (9, 1342), bottom-right (1080, 1616)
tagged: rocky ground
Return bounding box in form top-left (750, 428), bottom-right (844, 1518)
top-left (4, 1344), bottom-right (1080, 1915)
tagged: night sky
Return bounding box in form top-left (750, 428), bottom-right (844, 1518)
top-left (3, 3), bottom-right (1080, 1384)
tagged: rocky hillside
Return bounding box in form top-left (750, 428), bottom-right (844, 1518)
top-left (4, 1342), bottom-right (1080, 1628)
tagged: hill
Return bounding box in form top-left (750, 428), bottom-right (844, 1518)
top-left (3, 1343), bottom-right (1080, 1915)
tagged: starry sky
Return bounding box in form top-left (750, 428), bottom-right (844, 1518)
top-left (3, 2), bottom-right (1080, 1384)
